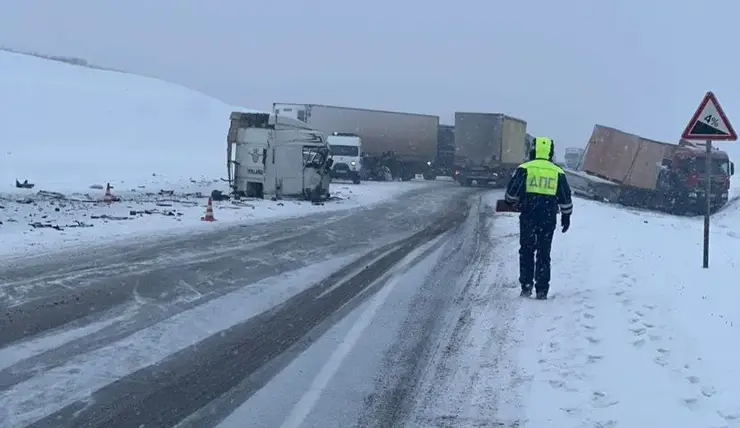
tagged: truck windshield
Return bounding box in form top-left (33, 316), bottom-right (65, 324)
top-left (686, 157), bottom-right (730, 175)
top-left (330, 145), bottom-right (359, 157)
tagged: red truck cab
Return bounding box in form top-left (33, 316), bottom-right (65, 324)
top-left (659, 141), bottom-right (733, 212)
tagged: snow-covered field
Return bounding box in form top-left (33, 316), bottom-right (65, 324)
top-left (0, 50), bottom-right (434, 258)
top-left (480, 193), bottom-right (740, 427)
top-left (0, 50), bottom-right (252, 192)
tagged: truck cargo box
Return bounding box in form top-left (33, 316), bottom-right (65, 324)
top-left (273, 103), bottom-right (438, 162)
top-left (625, 138), bottom-right (676, 190)
top-left (454, 112), bottom-right (527, 168)
top-left (583, 125), bottom-right (642, 183)
top-left (583, 125), bottom-right (676, 190)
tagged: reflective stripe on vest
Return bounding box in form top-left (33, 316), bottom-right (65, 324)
top-left (521, 159), bottom-right (561, 196)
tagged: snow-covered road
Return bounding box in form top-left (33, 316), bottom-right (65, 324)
top-left (4, 186), bottom-right (740, 427)
top-left (0, 183), bottom-right (478, 427)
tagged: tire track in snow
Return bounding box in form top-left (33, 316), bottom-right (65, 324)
top-left (0, 187), bottom-right (471, 388)
top-left (396, 193), bottom-right (524, 427)
top-left (13, 196), bottom-right (470, 428)
top-left (0, 187), bottom-right (477, 428)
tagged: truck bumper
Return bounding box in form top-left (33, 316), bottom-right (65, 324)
top-left (331, 168), bottom-right (360, 182)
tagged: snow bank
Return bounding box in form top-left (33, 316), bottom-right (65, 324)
top-left (0, 50), bottom-right (259, 194)
top-left (479, 194), bottom-right (740, 426)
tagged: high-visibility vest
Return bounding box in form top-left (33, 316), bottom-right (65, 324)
top-left (520, 159), bottom-right (563, 196)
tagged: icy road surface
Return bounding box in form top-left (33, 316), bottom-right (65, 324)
top-left (0, 182), bottom-right (478, 427)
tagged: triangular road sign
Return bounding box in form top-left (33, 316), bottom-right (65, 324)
top-left (682, 91), bottom-right (737, 141)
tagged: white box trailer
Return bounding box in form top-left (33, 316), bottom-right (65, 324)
top-left (453, 112), bottom-right (528, 188)
top-left (273, 103), bottom-right (439, 181)
top-left (226, 112), bottom-right (332, 201)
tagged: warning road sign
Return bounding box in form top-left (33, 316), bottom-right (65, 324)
top-left (682, 92), bottom-right (737, 141)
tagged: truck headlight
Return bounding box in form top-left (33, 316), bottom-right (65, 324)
top-left (350, 161), bottom-right (356, 166)
top-left (427, 161), bottom-right (432, 166)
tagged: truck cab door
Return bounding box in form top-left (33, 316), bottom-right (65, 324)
top-left (273, 143), bottom-right (304, 197)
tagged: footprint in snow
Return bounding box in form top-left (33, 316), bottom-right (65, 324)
top-left (591, 391), bottom-right (619, 408)
top-left (628, 318), bottom-right (640, 324)
top-left (582, 324), bottom-right (596, 330)
top-left (549, 379), bottom-right (565, 389)
top-left (585, 337), bottom-right (602, 345)
top-left (630, 327), bottom-right (646, 336)
top-left (587, 355), bottom-right (604, 364)
top-left (614, 290), bottom-right (626, 297)
top-left (559, 407), bottom-right (581, 416)
top-left (701, 386), bottom-right (717, 397)
top-left (654, 355), bottom-right (668, 367)
top-left (632, 339), bottom-right (646, 348)
top-left (583, 312), bottom-right (595, 320)
top-left (686, 375), bottom-right (700, 384)
top-left (683, 397), bottom-right (700, 411)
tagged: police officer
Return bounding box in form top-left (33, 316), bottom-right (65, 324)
top-left (504, 136), bottom-right (573, 300)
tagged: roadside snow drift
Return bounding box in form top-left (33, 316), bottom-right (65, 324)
top-left (479, 194), bottom-right (740, 426)
top-left (0, 50), bottom-right (257, 193)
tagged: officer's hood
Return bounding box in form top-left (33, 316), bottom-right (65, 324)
top-left (531, 137), bottom-right (554, 161)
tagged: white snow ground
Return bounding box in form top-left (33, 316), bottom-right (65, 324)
top-left (0, 50), bottom-right (433, 258)
top-left (467, 193), bottom-right (740, 427)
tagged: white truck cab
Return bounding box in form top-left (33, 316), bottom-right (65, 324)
top-left (227, 112), bottom-right (333, 202)
top-left (327, 133), bottom-right (362, 184)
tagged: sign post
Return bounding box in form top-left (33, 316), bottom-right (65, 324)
top-left (681, 91), bottom-right (737, 268)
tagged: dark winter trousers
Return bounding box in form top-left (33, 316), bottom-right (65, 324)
top-left (519, 214), bottom-right (556, 293)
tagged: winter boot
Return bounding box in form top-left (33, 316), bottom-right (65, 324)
top-left (520, 284), bottom-right (533, 297)
top-left (535, 291), bottom-right (548, 300)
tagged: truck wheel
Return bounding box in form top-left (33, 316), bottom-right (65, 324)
top-left (352, 176), bottom-right (361, 184)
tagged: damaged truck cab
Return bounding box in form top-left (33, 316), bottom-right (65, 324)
top-left (227, 112), bottom-right (333, 202)
top-left (656, 140), bottom-right (733, 212)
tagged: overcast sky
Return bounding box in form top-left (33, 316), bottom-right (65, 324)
top-left (2, 0), bottom-right (739, 153)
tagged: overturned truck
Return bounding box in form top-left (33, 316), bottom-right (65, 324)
top-left (572, 124), bottom-right (734, 214)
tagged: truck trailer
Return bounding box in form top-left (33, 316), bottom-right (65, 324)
top-left (453, 112), bottom-right (528, 187)
top-left (578, 124), bottom-right (734, 214)
top-left (273, 103), bottom-right (439, 181)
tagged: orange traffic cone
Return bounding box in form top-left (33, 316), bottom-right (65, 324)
top-left (103, 183), bottom-right (115, 203)
top-left (201, 198), bottom-right (216, 221)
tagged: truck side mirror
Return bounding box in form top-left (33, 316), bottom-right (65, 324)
top-left (326, 158), bottom-right (334, 168)
top-left (731, 162), bottom-right (735, 176)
